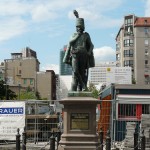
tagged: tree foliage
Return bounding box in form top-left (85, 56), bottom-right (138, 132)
top-left (0, 80), bottom-right (17, 100)
top-left (88, 83), bottom-right (100, 99)
top-left (19, 86), bottom-right (41, 100)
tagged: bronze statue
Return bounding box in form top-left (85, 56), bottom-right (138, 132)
top-left (63, 10), bottom-right (95, 91)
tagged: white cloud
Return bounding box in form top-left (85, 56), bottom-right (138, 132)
top-left (31, 5), bottom-right (58, 22)
top-left (93, 46), bottom-right (116, 62)
top-left (145, 0), bottom-right (150, 16)
top-left (68, 0), bottom-right (123, 28)
top-left (0, 0), bottom-right (30, 16)
top-left (0, 17), bottom-right (27, 42)
top-left (41, 64), bottom-right (59, 74)
top-left (0, 0), bottom-right (124, 42)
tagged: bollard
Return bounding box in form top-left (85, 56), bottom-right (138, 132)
top-left (140, 130), bottom-right (145, 150)
top-left (106, 130), bottom-right (111, 150)
top-left (22, 127), bottom-right (26, 150)
top-left (99, 127), bottom-right (103, 150)
top-left (50, 130), bottom-right (55, 150)
top-left (134, 128), bottom-right (138, 150)
top-left (16, 128), bottom-right (20, 150)
top-left (57, 131), bottom-right (61, 149)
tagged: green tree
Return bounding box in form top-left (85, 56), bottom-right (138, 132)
top-left (0, 80), bottom-right (5, 99)
top-left (19, 91), bottom-right (36, 100)
top-left (88, 83), bottom-right (99, 99)
top-left (132, 76), bottom-right (136, 84)
top-left (0, 80), bottom-right (17, 100)
top-left (19, 86), bottom-right (40, 100)
top-left (35, 91), bottom-right (41, 100)
top-left (7, 89), bottom-right (17, 100)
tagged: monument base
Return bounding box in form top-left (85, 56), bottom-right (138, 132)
top-left (58, 93), bottom-right (99, 150)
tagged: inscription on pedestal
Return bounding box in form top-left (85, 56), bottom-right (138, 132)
top-left (70, 113), bottom-right (89, 130)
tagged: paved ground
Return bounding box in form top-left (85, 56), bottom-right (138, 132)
top-left (0, 142), bottom-right (58, 150)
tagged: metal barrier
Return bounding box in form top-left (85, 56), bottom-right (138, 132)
top-left (15, 128), bottom-right (61, 150)
top-left (0, 100), bottom-right (61, 144)
top-left (97, 99), bottom-right (150, 149)
top-left (25, 100), bottom-right (60, 143)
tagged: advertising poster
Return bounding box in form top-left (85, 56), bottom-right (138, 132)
top-left (0, 101), bottom-right (25, 140)
top-left (106, 67), bottom-right (131, 85)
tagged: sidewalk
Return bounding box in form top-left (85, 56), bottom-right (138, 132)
top-left (0, 142), bottom-right (58, 150)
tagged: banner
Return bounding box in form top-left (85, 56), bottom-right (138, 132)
top-left (0, 101), bottom-right (25, 140)
top-left (106, 67), bottom-right (131, 85)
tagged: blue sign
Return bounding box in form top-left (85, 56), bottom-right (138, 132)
top-left (0, 107), bottom-right (24, 114)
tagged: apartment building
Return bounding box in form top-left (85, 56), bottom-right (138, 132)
top-left (4, 48), bottom-right (39, 90)
top-left (116, 14), bottom-right (150, 85)
top-left (3, 47), bottom-right (56, 99)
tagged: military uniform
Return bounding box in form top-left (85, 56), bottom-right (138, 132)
top-left (63, 18), bottom-right (95, 91)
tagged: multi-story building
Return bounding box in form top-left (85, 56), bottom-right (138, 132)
top-left (59, 45), bottom-right (72, 75)
top-left (116, 14), bottom-right (150, 85)
top-left (3, 47), bottom-right (56, 99)
top-left (0, 62), bottom-right (5, 81)
top-left (36, 70), bottom-right (56, 100)
top-left (4, 48), bottom-right (39, 91)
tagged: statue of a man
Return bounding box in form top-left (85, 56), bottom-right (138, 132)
top-left (63, 10), bottom-right (95, 91)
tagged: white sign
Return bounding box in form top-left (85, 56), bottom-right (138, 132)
top-left (106, 67), bottom-right (131, 85)
top-left (0, 102), bottom-right (25, 140)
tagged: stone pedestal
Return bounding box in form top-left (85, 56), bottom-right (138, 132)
top-left (58, 92), bottom-right (99, 150)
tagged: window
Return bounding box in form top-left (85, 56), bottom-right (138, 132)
top-left (125, 18), bottom-right (133, 26)
top-left (118, 104), bottom-right (136, 118)
top-left (118, 104), bottom-right (150, 120)
top-left (145, 49), bottom-right (148, 55)
top-left (30, 79), bottom-right (33, 85)
top-left (116, 43), bottom-right (120, 50)
top-left (124, 50), bottom-right (133, 57)
top-left (19, 70), bottom-right (21, 74)
top-left (145, 60), bottom-right (148, 65)
top-left (124, 26), bottom-right (133, 36)
top-left (145, 39), bottom-right (149, 46)
top-left (24, 79), bottom-right (27, 84)
top-left (116, 54), bottom-right (120, 60)
top-left (124, 39), bottom-right (134, 47)
top-left (124, 60), bottom-right (133, 67)
top-left (144, 28), bottom-right (148, 34)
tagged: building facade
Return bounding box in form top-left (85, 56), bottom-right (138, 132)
top-left (36, 70), bottom-right (56, 100)
top-left (116, 14), bottom-right (150, 85)
top-left (3, 47), bottom-right (56, 99)
top-left (59, 45), bottom-right (72, 75)
top-left (0, 62), bottom-right (5, 81)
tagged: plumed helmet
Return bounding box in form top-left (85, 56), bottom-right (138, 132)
top-left (76, 18), bottom-right (85, 30)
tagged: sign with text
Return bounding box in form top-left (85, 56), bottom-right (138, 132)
top-left (106, 67), bottom-right (131, 85)
top-left (0, 101), bottom-right (25, 140)
top-left (70, 113), bottom-right (89, 130)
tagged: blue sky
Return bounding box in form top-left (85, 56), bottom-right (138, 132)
top-left (0, 0), bottom-right (149, 74)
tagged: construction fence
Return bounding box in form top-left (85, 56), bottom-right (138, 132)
top-left (0, 100), bottom-right (62, 145)
top-left (97, 98), bottom-right (150, 149)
